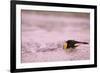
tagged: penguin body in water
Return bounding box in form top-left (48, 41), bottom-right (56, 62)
top-left (63, 40), bottom-right (88, 51)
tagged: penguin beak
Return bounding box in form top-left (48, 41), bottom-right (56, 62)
top-left (75, 41), bottom-right (88, 44)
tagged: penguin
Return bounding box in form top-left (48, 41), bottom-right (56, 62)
top-left (63, 40), bottom-right (88, 51)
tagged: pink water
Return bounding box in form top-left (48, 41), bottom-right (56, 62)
top-left (21, 10), bottom-right (90, 63)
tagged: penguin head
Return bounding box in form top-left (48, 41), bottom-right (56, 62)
top-left (65, 40), bottom-right (80, 48)
top-left (63, 40), bottom-right (88, 51)
top-left (65, 40), bottom-right (88, 49)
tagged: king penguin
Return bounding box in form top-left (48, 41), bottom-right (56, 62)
top-left (63, 40), bottom-right (88, 51)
